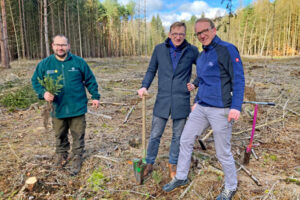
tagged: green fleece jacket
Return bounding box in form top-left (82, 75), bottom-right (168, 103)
top-left (32, 53), bottom-right (100, 119)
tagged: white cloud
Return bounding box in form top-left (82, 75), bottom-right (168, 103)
top-left (156, 1), bottom-right (226, 28)
top-left (179, 1), bottom-right (209, 13)
top-left (147, 0), bottom-right (163, 12)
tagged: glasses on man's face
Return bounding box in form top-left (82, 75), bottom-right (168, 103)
top-left (171, 33), bottom-right (186, 37)
top-left (194, 28), bottom-right (212, 37)
top-left (53, 44), bottom-right (68, 47)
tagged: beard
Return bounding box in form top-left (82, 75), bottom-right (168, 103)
top-left (54, 50), bottom-right (69, 58)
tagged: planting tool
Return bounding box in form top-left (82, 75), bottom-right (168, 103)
top-left (132, 94), bottom-right (147, 184)
top-left (243, 101), bottom-right (275, 164)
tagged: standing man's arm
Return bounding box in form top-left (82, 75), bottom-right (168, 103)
top-left (187, 48), bottom-right (200, 92)
top-left (138, 47), bottom-right (158, 98)
top-left (31, 62), bottom-right (54, 102)
top-left (81, 59), bottom-right (100, 108)
top-left (226, 46), bottom-right (245, 122)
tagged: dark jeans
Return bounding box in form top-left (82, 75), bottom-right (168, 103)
top-left (52, 115), bottom-right (86, 156)
top-left (146, 115), bottom-right (186, 165)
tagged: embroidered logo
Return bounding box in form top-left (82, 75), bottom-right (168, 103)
top-left (46, 70), bottom-right (57, 74)
top-left (235, 58), bottom-right (239, 62)
top-left (68, 67), bottom-right (78, 72)
top-left (208, 62), bottom-right (214, 67)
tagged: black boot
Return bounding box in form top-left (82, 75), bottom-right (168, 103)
top-left (70, 155), bottom-right (82, 176)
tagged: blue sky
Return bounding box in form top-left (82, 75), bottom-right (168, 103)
top-left (118, 0), bottom-right (254, 27)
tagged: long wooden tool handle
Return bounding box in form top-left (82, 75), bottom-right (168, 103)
top-left (142, 95), bottom-right (146, 158)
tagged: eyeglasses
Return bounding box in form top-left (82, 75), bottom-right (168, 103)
top-left (171, 33), bottom-right (186, 37)
top-left (194, 28), bottom-right (212, 37)
top-left (53, 44), bottom-right (68, 47)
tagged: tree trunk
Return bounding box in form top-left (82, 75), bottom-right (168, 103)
top-left (241, 17), bottom-right (248, 55)
top-left (58, 2), bottom-right (61, 34)
top-left (39, 0), bottom-right (44, 58)
top-left (44, 0), bottom-right (50, 57)
top-left (22, 0), bottom-right (29, 58)
top-left (50, 4), bottom-right (55, 38)
top-left (0, 0), bottom-right (10, 68)
top-left (77, 0), bottom-right (82, 57)
top-left (8, 0), bottom-right (20, 59)
top-left (64, 1), bottom-right (67, 37)
top-left (18, 0), bottom-right (25, 58)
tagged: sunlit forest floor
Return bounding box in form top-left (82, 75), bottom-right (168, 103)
top-left (0, 56), bottom-right (299, 199)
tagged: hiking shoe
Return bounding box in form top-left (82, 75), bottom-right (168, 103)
top-left (70, 155), bottom-right (82, 176)
top-left (216, 188), bottom-right (237, 200)
top-left (162, 177), bottom-right (188, 192)
top-left (143, 164), bottom-right (153, 177)
top-left (168, 163), bottom-right (176, 179)
top-left (54, 154), bottom-right (68, 168)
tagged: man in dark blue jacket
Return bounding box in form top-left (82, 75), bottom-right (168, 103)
top-left (163, 18), bottom-right (245, 200)
top-left (137, 22), bottom-right (199, 179)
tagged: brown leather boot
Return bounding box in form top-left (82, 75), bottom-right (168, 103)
top-left (168, 163), bottom-right (176, 179)
top-left (143, 164), bottom-right (153, 177)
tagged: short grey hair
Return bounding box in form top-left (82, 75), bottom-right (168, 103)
top-left (52, 35), bottom-right (69, 44)
top-left (169, 21), bottom-right (186, 33)
top-left (195, 18), bottom-right (215, 29)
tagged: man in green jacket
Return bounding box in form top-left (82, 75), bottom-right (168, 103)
top-left (32, 35), bottom-right (100, 175)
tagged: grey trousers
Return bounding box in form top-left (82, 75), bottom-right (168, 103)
top-left (176, 104), bottom-right (237, 191)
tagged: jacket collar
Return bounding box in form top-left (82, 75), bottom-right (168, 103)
top-left (165, 38), bottom-right (189, 51)
top-left (202, 35), bottom-right (221, 51)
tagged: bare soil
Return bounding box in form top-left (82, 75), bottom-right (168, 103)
top-left (0, 56), bottom-right (299, 200)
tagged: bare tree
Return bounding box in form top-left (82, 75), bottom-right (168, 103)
top-left (0, 0), bottom-right (10, 68)
top-left (8, 0), bottom-right (20, 59)
top-left (44, 0), bottom-right (50, 57)
top-left (39, 0), bottom-right (44, 58)
top-left (77, 0), bottom-right (82, 57)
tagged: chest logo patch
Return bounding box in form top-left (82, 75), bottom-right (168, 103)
top-left (208, 61), bottom-right (214, 67)
top-left (68, 67), bottom-right (78, 72)
top-left (46, 69), bottom-right (57, 74)
top-left (235, 58), bottom-right (239, 62)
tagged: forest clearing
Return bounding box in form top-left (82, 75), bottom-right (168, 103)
top-left (0, 56), bottom-right (299, 200)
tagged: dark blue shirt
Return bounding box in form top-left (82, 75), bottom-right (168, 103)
top-left (169, 40), bottom-right (183, 72)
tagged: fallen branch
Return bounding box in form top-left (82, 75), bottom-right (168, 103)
top-left (179, 167), bottom-right (206, 199)
top-left (100, 101), bottom-right (128, 106)
top-left (235, 161), bottom-right (262, 186)
top-left (93, 154), bottom-right (119, 163)
top-left (179, 165), bottom-right (223, 200)
top-left (87, 109), bottom-right (112, 120)
top-left (232, 118), bottom-right (284, 135)
top-left (123, 105), bottom-right (136, 124)
top-left (277, 104), bottom-right (300, 117)
top-left (89, 101), bottom-right (128, 106)
top-left (262, 180), bottom-right (279, 200)
top-left (8, 143), bottom-right (23, 162)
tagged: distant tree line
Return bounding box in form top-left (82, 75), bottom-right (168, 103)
top-left (0, 0), bottom-right (299, 68)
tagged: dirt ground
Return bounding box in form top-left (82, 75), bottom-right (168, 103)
top-left (0, 56), bottom-right (299, 200)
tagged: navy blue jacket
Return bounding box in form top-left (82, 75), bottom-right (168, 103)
top-left (195, 35), bottom-right (245, 111)
top-left (142, 38), bottom-right (199, 119)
